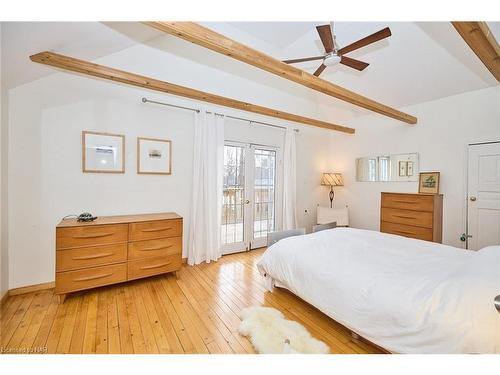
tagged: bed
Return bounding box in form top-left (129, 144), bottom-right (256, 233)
top-left (257, 227), bottom-right (500, 353)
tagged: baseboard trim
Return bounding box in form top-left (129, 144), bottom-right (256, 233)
top-left (8, 281), bottom-right (55, 296)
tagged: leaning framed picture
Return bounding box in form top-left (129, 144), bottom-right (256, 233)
top-left (419, 172), bottom-right (440, 194)
top-left (137, 137), bottom-right (172, 175)
top-left (82, 131), bottom-right (125, 173)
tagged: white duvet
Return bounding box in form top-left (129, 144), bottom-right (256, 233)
top-left (257, 228), bottom-right (500, 353)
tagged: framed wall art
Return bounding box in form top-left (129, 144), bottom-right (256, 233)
top-left (82, 131), bottom-right (125, 173)
top-left (419, 172), bottom-right (440, 194)
top-left (137, 137), bottom-right (172, 175)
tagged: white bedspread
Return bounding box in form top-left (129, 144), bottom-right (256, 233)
top-left (257, 228), bottom-right (500, 353)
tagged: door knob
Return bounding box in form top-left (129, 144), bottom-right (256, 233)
top-left (460, 233), bottom-right (472, 242)
top-left (245, 199), bottom-right (250, 204)
top-left (469, 196), bottom-right (477, 201)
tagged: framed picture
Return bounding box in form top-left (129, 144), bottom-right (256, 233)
top-left (82, 131), bottom-right (125, 173)
top-left (398, 161), bottom-right (408, 177)
top-left (419, 172), bottom-right (440, 194)
top-left (407, 161), bottom-right (414, 177)
top-left (137, 137), bottom-right (172, 175)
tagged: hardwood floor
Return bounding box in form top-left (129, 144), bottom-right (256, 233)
top-left (0, 249), bottom-right (384, 354)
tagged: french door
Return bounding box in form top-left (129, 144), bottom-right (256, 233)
top-left (221, 142), bottom-right (280, 254)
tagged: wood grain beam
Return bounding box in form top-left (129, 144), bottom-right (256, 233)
top-left (144, 21), bottom-right (417, 125)
top-left (30, 52), bottom-right (355, 134)
top-left (452, 22), bottom-right (500, 82)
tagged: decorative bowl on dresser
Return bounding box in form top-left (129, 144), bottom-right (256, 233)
top-left (380, 192), bottom-right (443, 243)
top-left (55, 212), bottom-right (182, 302)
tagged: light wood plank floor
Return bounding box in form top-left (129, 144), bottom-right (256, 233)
top-left (0, 249), bottom-right (384, 354)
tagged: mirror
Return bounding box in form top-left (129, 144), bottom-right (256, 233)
top-left (356, 153), bottom-right (419, 182)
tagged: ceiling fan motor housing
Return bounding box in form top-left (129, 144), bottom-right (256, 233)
top-left (324, 53), bottom-right (341, 66)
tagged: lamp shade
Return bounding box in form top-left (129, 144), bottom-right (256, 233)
top-left (321, 172), bottom-right (344, 186)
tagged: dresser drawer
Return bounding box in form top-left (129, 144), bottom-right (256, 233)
top-left (56, 224), bottom-right (128, 250)
top-left (381, 221), bottom-right (433, 241)
top-left (55, 263), bottom-right (127, 294)
top-left (129, 219), bottom-right (182, 241)
top-left (128, 237), bottom-right (182, 260)
top-left (381, 193), bottom-right (434, 212)
top-left (56, 243), bottom-right (127, 272)
top-left (127, 254), bottom-right (181, 280)
top-left (381, 208), bottom-right (433, 228)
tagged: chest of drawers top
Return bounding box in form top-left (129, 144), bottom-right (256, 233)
top-left (56, 212), bottom-right (182, 228)
top-left (56, 212), bottom-right (183, 250)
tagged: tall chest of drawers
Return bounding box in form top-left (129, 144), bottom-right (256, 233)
top-left (380, 193), bottom-right (443, 243)
top-left (55, 212), bottom-right (182, 301)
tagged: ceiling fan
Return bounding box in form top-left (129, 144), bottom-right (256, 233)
top-left (283, 22), bottom-right (392, 76)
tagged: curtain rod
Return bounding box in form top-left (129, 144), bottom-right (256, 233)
top-left (141, 97), bottom-right (299, 133)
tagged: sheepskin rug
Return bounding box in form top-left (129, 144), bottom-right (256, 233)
top-left (238, 306), bottom-right (329, 354)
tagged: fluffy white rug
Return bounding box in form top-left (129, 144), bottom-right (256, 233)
top-left (238, 306), bottom-right (329, 354)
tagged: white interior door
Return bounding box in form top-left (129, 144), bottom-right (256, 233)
top-left (467, 142), bottom-right (500, 250)
top-left (221, 142), bottom-right (280, 254)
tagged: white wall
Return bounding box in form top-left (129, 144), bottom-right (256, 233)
top-left (7, 43), bottom-right (341, 289)
top-left (1, 23), bottom-right (9, 299)
top-left (0, 87), bottom-right (8, 299)
top-left (330, 86), bottom-right (500, 248)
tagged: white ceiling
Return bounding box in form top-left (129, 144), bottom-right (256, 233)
top-left (1, 21), bottom-right (498, 109)
top-left (0, 22), bottom-right (162, 89)
top-left (214, 21), bottom-right (499, 107)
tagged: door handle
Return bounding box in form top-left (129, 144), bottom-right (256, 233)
top-left (470, 196), bottom-right (477, 201)
top-left (460, 233), bottom-right (472, 242)
top-left (245, 200), bottom-right (250, 204)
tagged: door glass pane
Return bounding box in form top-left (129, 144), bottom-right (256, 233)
top-left (253, 148), bottom-right (276, 239)
top-left (221, 145), bottom-right (245, 245)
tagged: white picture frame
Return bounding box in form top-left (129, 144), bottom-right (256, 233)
top-left (82, 131), bottom-right (125, 173)
top-left (137, 137), bottom-right (172, 175)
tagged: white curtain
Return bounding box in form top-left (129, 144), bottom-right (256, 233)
top-left (187, 110), bottom-right (224, 265)
top-left (282, 128), bottom-right (298, 230)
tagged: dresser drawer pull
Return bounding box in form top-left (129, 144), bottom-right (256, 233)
top-left (393, 200), bottom-right (417, 204)
top-left (73, 272), bottom-right (114, 282)
top-left (139, 245), bottom-right (173, 252)
top-left (140, 227), bottom-right (173, 233)
top-left (72, 233), bottom-right (114, 239)
top-left (72, 252), bottom-right (115, 260)
top-left (393, 230), bottom-right (416, 236)
top-left (139, 262), bottom-right (172, 270)
top-left (393, 215), bottom-right (417, 220)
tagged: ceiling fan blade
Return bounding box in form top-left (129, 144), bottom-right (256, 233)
top-left (283, 55), bottom-right (325, 64)
top-left (316, 24), bottom-right (334, 53)
top-left (338, 27), bottom-right (392, 55)
top-left (340, 56), bottom-right (369, 71)
top-left (313, 64), bottom-right (327, 76)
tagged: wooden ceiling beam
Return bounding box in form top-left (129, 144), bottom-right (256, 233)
top-left (30, 52), bottom-right (355, 134)
top-left (144, 21), bottom-right (417, 125)
top-left (452, 22), bottom-right (500, 82)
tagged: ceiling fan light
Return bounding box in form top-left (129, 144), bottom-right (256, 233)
top-left (324, 53), bottom-right (341, 66)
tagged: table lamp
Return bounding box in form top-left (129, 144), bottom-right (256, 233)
top-left (321, 172), bottom-right (344, 208)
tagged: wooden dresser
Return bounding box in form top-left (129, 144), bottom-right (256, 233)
top-left (380, 193), bottom-right (443, 243)
top-left (55, 212), bottom-right (182, 300)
